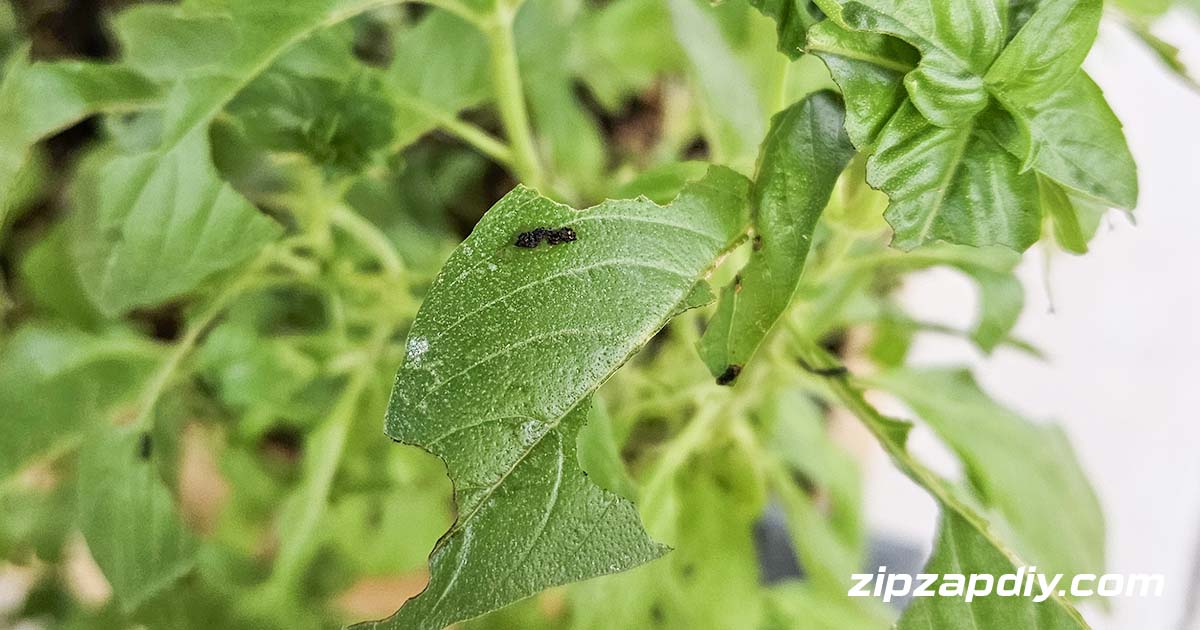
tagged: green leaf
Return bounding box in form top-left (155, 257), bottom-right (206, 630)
top-left (868, 369), bottom-right (1106, 582)
top-left (839, 0), bottom-right (1008, 127)
top-left (1038, 175), bottom-right (1090, 255)
top-left (990, 73), bottom-right (1138, 210)
top-left (698, 91), bottom-right (854, 382)
top-left (667, 0), bottom-right (766, 165)
top-left (389, 9), bottom-right (491, 149)
top-left (111, 3), bottom-right (239, 80)
top-left (869, 102), bottom-right (1040, 250)
top-left (78, 425), bottom-right (200, 613)
top-left (805, 21), bottom-right (917, 148)
top-left (357, 166), bottom-right (750, 629)
top-left (576, 0), bottom-right (684, 111)
top-left (792, 342), bottom-right (1091, 630)
top-left (576, 399), bottom-right (638, 500)
top-left (0, 51), bottom-right (159, 219)
top-left (749, 0), bottom-right (825, 59)
top-left (69, 132), bottom-right (282, 316)
top-left (68, 0), bottom-right (399, 312)
top-left (0, 325), bottom-right (156, 481)
top-left (899, 510), bottom-right (1093, 630)
top-left (984, 0), bottom-right (1101, 105)
top-left (570, 438), bottom-right (769, 629)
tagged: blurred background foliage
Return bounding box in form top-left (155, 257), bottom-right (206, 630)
top-left (0, 0), bottom-right (1193, 629)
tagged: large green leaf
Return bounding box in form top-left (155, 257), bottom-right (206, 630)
top-left (78, 426), bottom-right (200, 613)
top-left (0, 52), bottom-right (159, 222)
top-left (792, 343), bottom-right (1091, 630)
top-left (868, 369), bottom-right (1106, 582)
top-left (698, 91), bottom-right (854, 382)
top-left (869, 102), bottom-right (1040, 251)
top-left (356, 166), bottom-right (750, 629)
top-left (68, 0), bottom-right (400, 313)
top-left (839, 0), bottom-right (1007, 127)
top-left (69, 133), bottom-right (282, 316)
top-left (989, 73), bottom-right (1138, 210)
top-left (899, 511), bottom-right (1094, 629)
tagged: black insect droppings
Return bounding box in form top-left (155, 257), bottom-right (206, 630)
top-left (515, 226), bottom-right (577, 248)
top-left (138, 432), bottom-right (153, 460)
top-left (716, 364), bottom-right (742, 386)
top-left (752, 234), bottom-right (764, 251)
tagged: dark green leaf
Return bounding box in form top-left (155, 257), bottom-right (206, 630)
top-left (869, 102), bottom-right (1040, 250)
top-left (698, 91), bottom-right (854, 381)
top-left (749, 0), bottom-right (825, 59)
top-left (358, 166), bottom-right (750, 629)
top-left (839, 0), bottom-right (1007, 127)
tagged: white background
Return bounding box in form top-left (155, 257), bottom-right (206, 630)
top-left (864, 11), bottom-right (1200, 630)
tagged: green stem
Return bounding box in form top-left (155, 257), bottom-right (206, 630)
top-left (332, 205), bottom-right (406, 277)
top-left (484, 9), bottom-right (546, 191)
top-left (262, 322), bottom-right (395, 594)
top-left (391, 93), bottom-right (515, 167)
top-left (129, 255), bottom-right (267, 430)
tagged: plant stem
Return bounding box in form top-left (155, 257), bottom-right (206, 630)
top-left (485, 9), bottom-right (546, 191)
top-left (129, 255), bottom-right (267, 430)
top-left (262, 323), bottom-right (392, 594)
top-left (391, 93), bottom-right (515, 168)
top-left (332, 204), bottom-right (406, 277)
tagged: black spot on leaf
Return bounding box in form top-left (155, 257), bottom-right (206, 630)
top-left (138, 432), bottom-right (153, 460)
top-left (716, 364), bottom-right (742, 386)
top-left (514, 226), bottom-right (578, 248)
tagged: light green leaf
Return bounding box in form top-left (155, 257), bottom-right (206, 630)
top-left (111, 3), bottom-right (239, 80)
top-left (698, 91), bottom-right (854, 382)
top-left (576, 399), bottom-right (638, 500)
top-left (69, 132), bottom-right (282, 316)
top-left (991, 73), bottom-right (1138, 210)
top-left (576, 0), bottom-right (684, 111)
top-left (967, 267), bottom-right (1024, 354)
top-left (667, 0), bottom-right (765, 165)
top-left (0, 51), bottom-right (159, 219)
top-left (78, 425), bottom-right (200, 612)
top-left (0, 325), bottom-right (157, 481)
top-left (869, 102), bottom-right (1040, 250)
top-left (1039, 175), bottom-right (1089, 255)
top-left (357, 166), bottom-right (750, 629)
top-left (67, 0), bottom-right (398, 312)
top-left (869, 369), bottom-right (1106, 582)
top-left (839, 0), bottom-right (1007, 127)
top-left (899, 511), bottom-right (1090, 630)
top-left (984, 0), bottom-right (1101, 105)
top-left (389, 9), bottom-right (491, 149)
top-left (792, 342), bottom-right (1091, 630)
